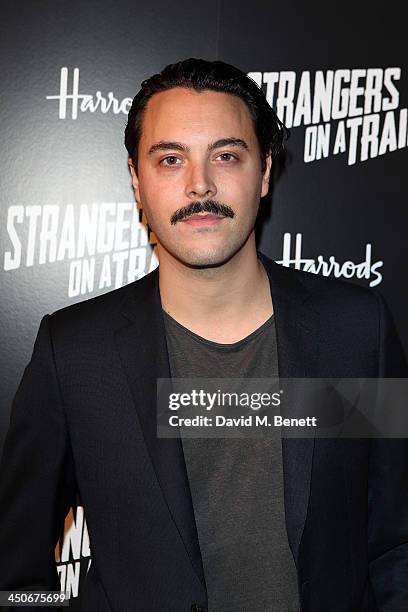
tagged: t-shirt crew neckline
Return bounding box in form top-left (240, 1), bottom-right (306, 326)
top-left (162, 308), bottom-right (275, 350)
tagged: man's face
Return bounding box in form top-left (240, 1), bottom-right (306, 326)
top-left (129, 87), bottom-right (271, 267)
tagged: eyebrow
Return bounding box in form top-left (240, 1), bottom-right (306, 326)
top-left (147, 137), bottom-right (249, 156)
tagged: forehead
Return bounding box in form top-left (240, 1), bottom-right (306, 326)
top-left (139, 87), bottom-right (256, 147)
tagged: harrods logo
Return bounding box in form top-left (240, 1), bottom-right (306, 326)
top-left (46, 67), bottom-right (132, 119)
top-left (277, 233), bottom-right (383, 287)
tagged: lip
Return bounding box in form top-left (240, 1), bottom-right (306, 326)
top-left (181, 213), bottom-right (225, 226)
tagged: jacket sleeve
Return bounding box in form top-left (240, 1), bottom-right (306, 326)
top-left (0, 314), bottom-right (77, 609)
top-left (368, 292), bottom-right (408, 610)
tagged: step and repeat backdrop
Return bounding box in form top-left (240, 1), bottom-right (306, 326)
top-left (1, 0), bottom-right (407, 606)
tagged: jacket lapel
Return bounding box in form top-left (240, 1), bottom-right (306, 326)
top-left (114, 268), bottom-right (206, 588)
top-left (259, 253), bottom-right (319, 564)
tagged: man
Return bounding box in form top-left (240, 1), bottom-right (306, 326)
top-left (0, 58), bottom-right (407, 611)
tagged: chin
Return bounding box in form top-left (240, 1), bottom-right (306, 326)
top-left (173, 243), bottom-right (243, 269)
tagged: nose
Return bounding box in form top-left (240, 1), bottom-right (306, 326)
top-left (185, 161), bottom-right (217, 200)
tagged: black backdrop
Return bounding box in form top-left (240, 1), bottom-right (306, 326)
top-left (1, 0), bottom-right (407, 604)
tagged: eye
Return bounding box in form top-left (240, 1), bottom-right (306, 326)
top-left (216, 152), bottom-right (238, 162)
top-left (159, 156), bottom-right (182, 166)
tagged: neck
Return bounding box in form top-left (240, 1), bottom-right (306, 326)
top-left (157, 233), bottom-right (273, 343)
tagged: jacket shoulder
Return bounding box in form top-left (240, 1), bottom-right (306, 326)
top-left (47, 267), bottom-right (157, 334)
top-left (293, 263), bottom-right (378, 302)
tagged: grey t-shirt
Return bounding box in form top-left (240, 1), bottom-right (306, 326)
top-left (163, 310), bottom-right (300, 612)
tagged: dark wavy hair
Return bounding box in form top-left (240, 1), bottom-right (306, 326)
top-left (124, 58), bottom-right (288, 175)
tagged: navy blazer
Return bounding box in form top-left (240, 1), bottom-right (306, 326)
top-left (0, 252), bottom-right (407, 611)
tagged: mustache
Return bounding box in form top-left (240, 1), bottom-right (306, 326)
top-left (170, 200), bottom-right (235, 225)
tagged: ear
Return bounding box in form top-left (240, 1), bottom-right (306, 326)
top-left (261, 151), bottom-right (272, 198)
top-left (128, 158), bottom-right (141, 205)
